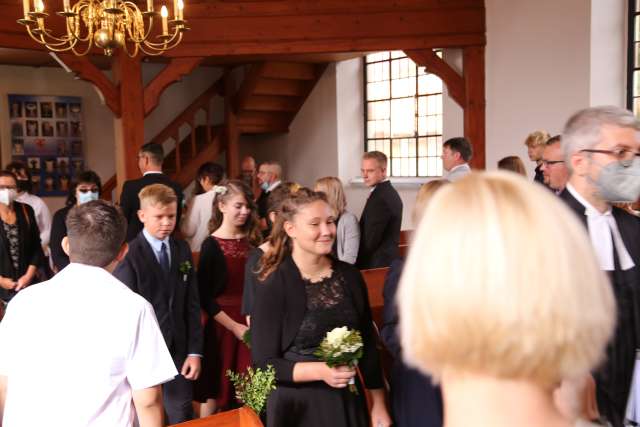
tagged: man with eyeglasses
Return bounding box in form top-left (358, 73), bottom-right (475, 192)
top-left (539, 135), bottom-right (569, 194)
top-left (559, 106), bottom-right (640, 427)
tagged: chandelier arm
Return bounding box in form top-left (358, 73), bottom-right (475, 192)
top-left (65, 16), bottom-right (93, 43)
top-left (26, 25), bottom-right (73, 48)
top-left (140, 32), bottom-right (183, 56)
top-left (143, 30), bottom-right (181, 48)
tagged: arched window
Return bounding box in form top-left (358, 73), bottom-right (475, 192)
top-left (365, 50), bottom-right (444, 177)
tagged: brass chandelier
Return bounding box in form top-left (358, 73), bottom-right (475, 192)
top-left (17, 0), bottom-right (189, 56)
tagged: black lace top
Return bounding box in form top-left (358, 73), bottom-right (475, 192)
top-left (287, 269), bottom-right (360, 359)
top-left (2, 221), bottom-right (19, 272)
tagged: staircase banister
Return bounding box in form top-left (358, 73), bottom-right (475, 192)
top-left (100, 174), bottom-right (117, 201)
top-left (149, 77), bottom-right (224, 146)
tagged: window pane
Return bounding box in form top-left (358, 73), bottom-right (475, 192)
top-left (391, 158), bottom-right (400, 176)
top-left (636, 16), bottom-right (640, 42)
top-left (392, 77), bottom-right (416, 98)
top-left (635, 98), bottom-right (640, 118)
top-left (635, 71), bottom-right (640, 97)
top-left (419, 74), bottom-right (443, 95)
top-left (427, 137), bottom-right (438, 156)
top-left (428, 157), bottom-right (438, 177)
top-left (408, 157), bottom-right (417, 176)
top-left (418, 157), bottom-right (427, 176)
top-left (418, 137), bottom-right (427, 156)
top-left (367, 101), bottom-right (390, 120)
top-left (367, 82), bottom-right (390, 101)
top-left (391, 98), bottom-right (416, 137)
top-left (391, 50), bottom-right (406, 59)
top-left (366, 52), bottom-right (390, 63)
top-left (636, 43), bottom-right (640, 69)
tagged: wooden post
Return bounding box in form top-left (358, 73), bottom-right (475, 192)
top-left (112, 53), bottom-right (144, 196)
top-left (224, 69), bottom-right (240, 179)
top-left (463, 45), bottom-right (486, 169)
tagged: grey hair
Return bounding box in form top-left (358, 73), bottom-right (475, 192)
top-left (562, 106), bottom-right (640, 172)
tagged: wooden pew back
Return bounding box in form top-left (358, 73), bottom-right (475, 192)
top-left (360, 267), bottom-right (389, 329)
top-left (170, 407), bottom-right (262, 427)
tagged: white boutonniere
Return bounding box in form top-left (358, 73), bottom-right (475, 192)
top-left (212, 185), bottom-right (228, 196)
top-left (179, 261), bottom-right (192, 282)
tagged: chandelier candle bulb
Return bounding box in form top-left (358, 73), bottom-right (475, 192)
top-left (63, 0), bottom-right (69, 11)
top-left (34, 0), bottom-right (44, 13)
top-left (172, 0), bottom-right (177, 18)
top-left (160, 5), bottom-right (168, 35)
top-left (22, 0), bottom-right (29, 17)
top-left (177, 0), bottom-right (183, 20)
top-left (146, 0), bottom-right (153, 12)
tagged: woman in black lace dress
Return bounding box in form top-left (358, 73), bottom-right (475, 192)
top-left (251, 189), bottom-right (391, 427)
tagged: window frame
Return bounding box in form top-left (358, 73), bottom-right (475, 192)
top-left (362, 51), bottom-right (444, 178)
top-left (628, 0), bottom-right (639, 113)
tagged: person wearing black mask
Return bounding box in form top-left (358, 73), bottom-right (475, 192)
top-left (5, 161), bottom-right (51, 254)
top-left (559, 106), bottom-right (640, 427)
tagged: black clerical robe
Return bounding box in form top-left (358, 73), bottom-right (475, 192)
top-left (560, 189), bottom-right (640, 427)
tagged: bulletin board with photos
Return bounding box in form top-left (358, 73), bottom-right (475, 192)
top-left (8, 94), bottom-right (85, 197)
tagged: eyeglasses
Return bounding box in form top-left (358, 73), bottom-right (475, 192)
top-left (541, 159), bottom-right (564, 167)
top-left (581, 148), bottom-right (640, 165)
top-left (77, 187), bottom-right (98, 193)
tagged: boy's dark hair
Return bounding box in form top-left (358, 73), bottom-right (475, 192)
top-left (65, 200), bottom-right (126, 267)
top-left (140, 142), bottom-right (164, 165)
top-left (443, 137), bottom-right (473, 162)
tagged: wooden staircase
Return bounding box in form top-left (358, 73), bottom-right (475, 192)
top-left (101, 61), bottom-right (327, 200)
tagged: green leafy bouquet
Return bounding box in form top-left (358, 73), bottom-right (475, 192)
top-left (226, 365), bottom-right (276, 415)
top-left (314, 326), bottom-right (363, 394)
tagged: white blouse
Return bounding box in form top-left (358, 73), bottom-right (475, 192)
top-left (181, 190), bottom-right (217, 252)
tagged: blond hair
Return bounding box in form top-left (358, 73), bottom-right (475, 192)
top-left (412, 180), bottom-right (448, 225)
top-left (138, 183), bottom-right (177, 208)
top-left (497, 156), bottom-right (527, 177)
top-left (524, 130), bottom-right (551, 147)
top-left (314, 176), bottom-right (347, 215)
top-left (362, 151), bottom-right (388, 168)
top-left (398, 172), bottom-right (614, 386)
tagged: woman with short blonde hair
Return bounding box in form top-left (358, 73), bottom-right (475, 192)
top-left (398, 172), bottom-right (614, 427)
top-left (524, 130), bottom-right (550, 184)
top-left (314, 177), bottom-right (360, 264)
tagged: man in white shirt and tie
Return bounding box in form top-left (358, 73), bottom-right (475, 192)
top-left (559, 105), bottom-right (640, 427)
top-left (441, 137), bottom-right (472, 182)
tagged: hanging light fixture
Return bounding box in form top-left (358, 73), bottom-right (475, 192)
top-left (17, 0), bottom-right (189, 56)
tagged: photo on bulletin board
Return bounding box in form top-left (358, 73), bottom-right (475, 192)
top-left (8, 94), bottom-right (85, 197)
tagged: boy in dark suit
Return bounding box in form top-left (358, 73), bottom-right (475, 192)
top-left (114, 183), bottom-right (202, 425)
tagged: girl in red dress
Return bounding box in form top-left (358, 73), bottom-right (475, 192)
top-left (194, 180), bottom-right (262, 416)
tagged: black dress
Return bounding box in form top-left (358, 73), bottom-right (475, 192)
top-left (265, 270), bottom-right (369, 427)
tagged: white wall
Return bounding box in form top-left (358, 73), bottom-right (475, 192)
top-left (242, 0), bottom-right (627, 229)
top-left (485, 0), bottom-right (592, 178)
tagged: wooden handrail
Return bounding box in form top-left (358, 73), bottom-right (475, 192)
top-left (149, 77), bottom-right (224, 147)
top-left (101, 174), bottom-right (117, 202)
top-left (99, 75), bottom-right (225, 197)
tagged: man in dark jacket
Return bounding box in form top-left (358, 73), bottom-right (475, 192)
top-left (120, 142), bottom-right (184, 241)
top-left (356, 151), bottom-right (403, 269)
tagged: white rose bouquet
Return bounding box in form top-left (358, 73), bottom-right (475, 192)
top-left (314, 326), bottom-right (363, 394)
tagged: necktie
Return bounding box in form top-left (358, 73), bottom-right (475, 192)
top-left (159, 242), bottom-right (170, 274)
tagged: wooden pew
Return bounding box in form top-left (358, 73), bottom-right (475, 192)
top-left (170, 407), bottom-right (262, 427)
top-left (360, 267), bottom-right (389, 329)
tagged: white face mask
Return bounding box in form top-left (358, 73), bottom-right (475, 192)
top-left (0, 188), bottom-right (17, 206)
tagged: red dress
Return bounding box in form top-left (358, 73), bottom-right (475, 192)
top-left (194, 236), bottom-right (252, 409)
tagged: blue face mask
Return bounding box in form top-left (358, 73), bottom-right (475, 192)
top-left (77, 191), bottom-right (99, 204)
top-left (260, 182), bottom-right (270, 191)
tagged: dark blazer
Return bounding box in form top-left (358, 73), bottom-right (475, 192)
top-left (50, 205), bottom-right (73, 271)
top-left (0, 201), bottom-right (44, 302)
top-left (356, 180), bottom-right (403, 269)
top-left (113, 232), bottom-right (202, 361)
top-left (240, 247), bottom-right (263, 316)
top-left (251, 255), bottom-right (384, 389)
top-left (381, 259), bottom-right (443, 427)
top-left (120, 173), bottom-right (184, 242)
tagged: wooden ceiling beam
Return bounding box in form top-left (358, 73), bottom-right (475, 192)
top-left (54, 53), bottom-right (121, 116)
top-left (405, 49), bottom-right (466, 107)
top-left (143, 57), bottom-right (204, 117)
